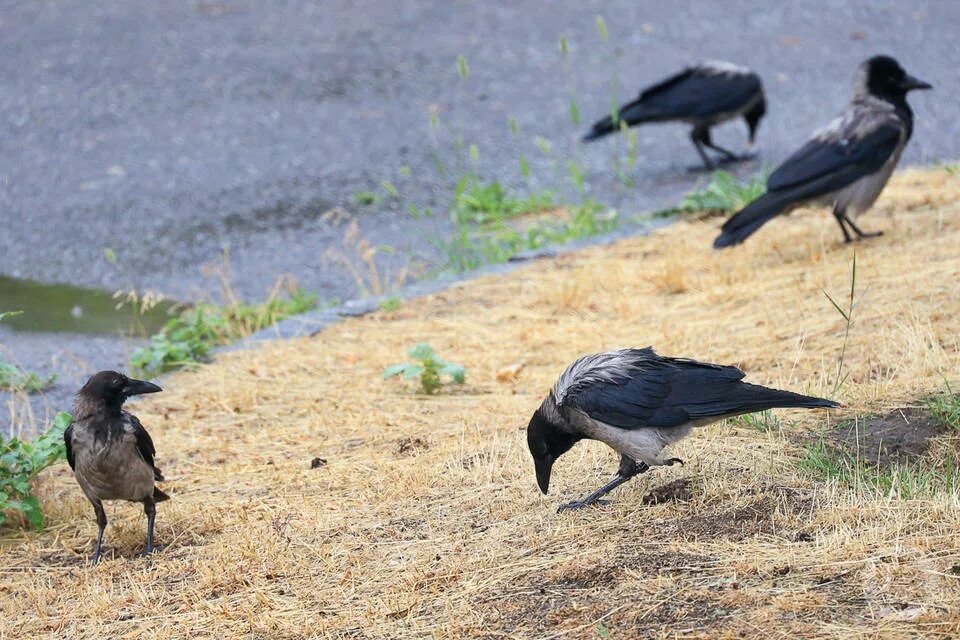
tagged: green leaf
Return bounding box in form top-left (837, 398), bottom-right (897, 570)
top-left (439, 363), bottom-right (466, 384)
top-left (402, 365), bottom-right (424, 380)
top-left (595, 16), bottom-right (608, 41)
top-left (54, 412), bottom-right (72, 431)
top-left (0, 311), bottom-right (23, 323)
top-left (569, 98), bottom-right (580, 126)
top-left (383, 364), bottom-right (408, 379)
top-left (456, 54), bottom-right (469, 81)
top-left (408, 343), bottom-right (436, 361)
top-left (103, 247), bottom-right (118, 263)
top-left (21, 495), bottom-right (44, 530)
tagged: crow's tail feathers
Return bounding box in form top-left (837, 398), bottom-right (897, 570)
top-left (582, 115), bottom-right (618, 142)
top-left (738, 384), bottom-right (840, 412)
top-left (582, 100), bottom-right (657, 142)
top-left (713, 191), bottom-right (789, 249)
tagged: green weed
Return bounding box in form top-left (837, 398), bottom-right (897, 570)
top-left (130, 286), bottom-right (317, 377)
top-left (664, 170), bottom-right (768, 216)
top-left (0, 412), bottom-right (71, 530)
top-left (384, 343), bottom-right (465, 394)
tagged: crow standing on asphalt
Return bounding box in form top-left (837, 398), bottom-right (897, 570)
top-left (64, 371), bottom-right (168, 563)
top-left (583, 61), bottom-right (766, 170)
top-left (526, 348), bottom-right (838, 512)
top-left (714, 55), bottom-right (931, 248)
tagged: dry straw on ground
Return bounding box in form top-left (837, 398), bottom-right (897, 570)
top-left (2, 169), bottom-right (960, 639)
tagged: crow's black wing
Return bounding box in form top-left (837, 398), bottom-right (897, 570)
top-left (125, 412), bottom-right (163, 481)
top-left (767, 117), bottom-right (903, 195)
top-left (563, 354), bottom-right (832, 430)
top-left (635, 67), bottom-right (760, 120)
top-left (561, 352), bottom-right (746, 430)
top-left (64, 423), bottom-right (75, 471)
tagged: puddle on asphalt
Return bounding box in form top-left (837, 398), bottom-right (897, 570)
top-left (0, 275), bottom-right (176, 335)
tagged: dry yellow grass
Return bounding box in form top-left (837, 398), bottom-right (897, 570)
top-left (3, 168), bottom-right (960, 639)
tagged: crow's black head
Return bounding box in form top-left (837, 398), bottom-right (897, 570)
top-left (526, 409), bottom-right (580, 495)
top-left (78, 371), bottom-right (162, 412)
top-left (863, 55), bottom-right (932, 100)
top-left (743, 93), bottom-right (766, 144)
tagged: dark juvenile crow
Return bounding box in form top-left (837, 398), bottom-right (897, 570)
top-left (714, 55), bottom-right (931, 248)
top-left (583, 61), bottom-right (766, 170)
top-left (526, 348), bottom-right (838, 512)
top-left (64, 371), bottom-right (168, 563)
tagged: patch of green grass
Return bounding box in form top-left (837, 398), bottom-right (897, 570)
top-left (734, 410), bottom-right (783, 433)
top-left (798, 434), bottom-right (960, 499)
top-left (0, 412), bottom-right (71, 530)
top-left (658, 170), bottom-right (768, 217)
top-left (441, 182), bottom-right (618, 272)
top-left (0, 364), bottom-right (56, 394)
top-left (378, 297), bottom-right (403, 312)
top-left (130, 289), bottom-right (318, 377)
top-left (384, 343), bottom-right (465, 394)
top-left (452, 177), bottom-right (555, 226)
top-left (928, 384), bottom-right (960, 431)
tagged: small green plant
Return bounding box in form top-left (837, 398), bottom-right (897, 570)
top-left (353, 191), bottom-right (380, 206)
top-left (823, 253), bottom-right (859, 394)
top-left (0, 363), bottom-right (57, 393)
top-left (928, 383), bottom-right (960, 431)
top-left (0, 310), bottom-right (22, 322)
top-left (383, 343), bottom-right (465, 394)
top-left (130, 287), bottom-right (318, 377)
top-left (378, 297), bottom-right (403, 312)
top-left (667, 170), bottom-right (769, 216)
top-left (0, 412), bottom-right (71, 530)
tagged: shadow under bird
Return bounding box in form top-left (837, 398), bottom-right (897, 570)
top-left (64, 371), bottom-right (169, 563)
top-left (582, 61), bottom-right (766, 171)
top-left (526, 348), bottom-right (838, 512)
top-left (714, 55), bottom-right (931, 249)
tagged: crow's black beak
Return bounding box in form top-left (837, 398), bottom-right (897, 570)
top-left (534, 456), bottom-right (554, 495)
top-left (123, 379), bottom-right (162, 397)
top-left (902, 74), bottom-right (932, 91)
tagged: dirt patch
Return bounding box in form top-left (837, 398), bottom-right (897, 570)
top-left (641, 478), bottom-right (693, 505)
top-left (826, 407), bottom-right (946, 467)
top-left (395, 437), bottom-right (429, 456)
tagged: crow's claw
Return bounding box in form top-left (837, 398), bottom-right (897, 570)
top-left (557, 498), bottom-right (611, 513)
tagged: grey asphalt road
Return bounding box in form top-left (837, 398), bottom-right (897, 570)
top-left (1, 1), bottom-right (957, 433)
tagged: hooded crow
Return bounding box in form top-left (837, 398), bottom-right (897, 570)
top-left (64, 371), bottom-right (168, 563)
top-left (526, 348), bottom-right (838, 512)
top-left (714, 55), bottom-right (931, 249)
top-left (583, 61), bottom-right (766, 170)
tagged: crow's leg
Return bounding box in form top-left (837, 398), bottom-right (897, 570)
top-left (843, 213), bottom-right (884, 240)
top-left (139, 498), bottom-right (158, 557)
top-left (558, 455), bottom-right (650, 513)
top-left (91, 500), bottom-right (107, 565)
top-left (702, 129), bottom-right (755, 162)
top-left (688, 128), bottom-right (716, 172)
top-left (832, 207), bottom-right (854, 243)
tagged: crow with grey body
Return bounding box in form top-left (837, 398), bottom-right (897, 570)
top-left (714, 55), bottom-right (931, 249)
top-left (64, 371), bottom-right (168, 563)
top-left (527, 348), bottom-right (838, 512)
top-left (583, 61), bottom-right (766, 170)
